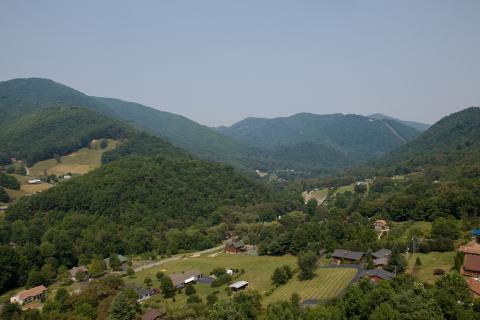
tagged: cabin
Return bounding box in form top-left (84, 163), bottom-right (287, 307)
top-left (224, 240), bottom-right (246, 254)
top-left (373, 220), bottom-right (389, 231)
top-left (170, 270), bottom-right (203, 288)
top-left (372, 248), bottom-right (391, 268)
top-left (463, 254), bottom-right (480, 277)
top-left (362, 269), bottom-right (395, 283)
top-left (10, 285), bottom-right (47, 305)
top-left (229, 280), bottom-right (249, 292)
top-left (142, 309), bottom-right (167, 320)
top-left (331, 249), bottom-right (364, 264)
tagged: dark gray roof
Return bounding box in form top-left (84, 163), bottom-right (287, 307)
top-left (362, 269), bottom-right (395, 280)
top-left (302, 299), bottom-right (320, 307)
top-left (372, 249), bottom-right (392, 259)
top-left (373, 257), bottom-right (389, 266)
top-left (332, 249), bottom-right (364, 261)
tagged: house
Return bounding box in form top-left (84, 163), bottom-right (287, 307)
top-left (69, 266), bottom-right (88, 281)
top-left (103, 254), bottom-right (129, 268)
top-left (142, 309), bottom-right (167, 320)
top-left (373, 220), bottom-right (389, 231)
top-left (134, 287), bottom-right (158, 302)
top-left (331, 249), bottom-right (364, 264)
top-left (224, 240), bottom-right (246, 254)
top-left (27, 179), bottom-right (42, 185)
top-left (170, 270), bottom-right (203, 288)
top-left (372, 249), bottom-right (392, 268)
top-left (463, 254), bottom-right (480, 277)
top-left (229, 280), bottom-right (248, 292)
top-left (459, 241), bottom-right (480, 256)
top-left (362, 269), bottom-right (395, 282)
top-left (10, 286), bottom-right (47, 305)
top-left (468, 278), bottom-right (480, 298)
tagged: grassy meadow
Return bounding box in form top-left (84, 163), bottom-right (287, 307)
top-left (406, 251), bottom-right (455, 284)
top-left (29, 139), bottom-right (118, 178)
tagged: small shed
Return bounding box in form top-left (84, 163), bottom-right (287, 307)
top-left (229, 280), bottom-right (248, 291)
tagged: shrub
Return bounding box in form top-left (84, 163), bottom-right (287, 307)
top-left (211, 274), bottom-right (232, 287)
top-left (433, 269), bottom-right (445, 275)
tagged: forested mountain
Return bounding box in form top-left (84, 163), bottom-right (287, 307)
top-left (217, 113), bottom-right (420, 164)
top-left (377, 107), bottom-right (480, 176)
top-left (0, 78), bottom-right (256, 170)
top-left (93, 97), bottom-right (255, 169)
top-left (368, 113), bottom-right (430, 132)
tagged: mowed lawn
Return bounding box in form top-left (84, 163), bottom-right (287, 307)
top-left (29, 139), bottom-right (118, 178)
top-left (333, 184), bottom-right (354, 196)
top-left (407, 251), bottom-right (455, 284)
top-left (126, 252), bottom-right (296, 295)
top-left (265, 267), bottom-right (357, 304)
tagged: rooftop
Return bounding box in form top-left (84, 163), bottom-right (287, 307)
top-left (372, 248), bottom-right (392, 259)
top-left (362, 269), bottom-right (395, 281)
top-left (373, 257), bottom-right (389, 266)
top-left (468, 278), bottom-right (480, 296)
top-left (170, 270), bottom-right (202, 287)
top-left (229, 280), bottom-right (249, 289)
top-left (464, 254), bottom-right (480, 272)
top-left (16, 285), bottom-right (47, 300)
top-left (142, 309), bottom-right (167, 320)
top-left (332, 249), bottom-right (364, 261)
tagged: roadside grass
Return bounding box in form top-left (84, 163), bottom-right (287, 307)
top-left (264, 267), bottom-right (357, 304)
top-left (406, 251), bottom-right (455, 284)
top-left (29, 139), bottom-right (118, 178)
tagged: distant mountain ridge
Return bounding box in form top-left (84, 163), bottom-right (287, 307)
top-left (367, 113), bottom-right (430, 132)
top-left (216, 112), bottom-right (421, 167)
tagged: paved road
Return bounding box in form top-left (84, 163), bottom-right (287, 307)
top-left (133, 244), bottom-right (224, 272)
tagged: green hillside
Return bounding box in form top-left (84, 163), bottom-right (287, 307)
top-left (378, 107), bottom-right (480, 176)
top-left (217, 113), bottom-right (420, 163)
top-left (93, 97), bottom-right (254, 169)
top-left (368, 113), bottom-right (430, 132)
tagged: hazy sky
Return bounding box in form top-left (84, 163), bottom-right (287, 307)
top-left (1, 1), bottom-right (479, 126)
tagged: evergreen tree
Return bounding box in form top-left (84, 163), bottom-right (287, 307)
top-left (160, 276), bottom-right (176, 299)
top-left (109, 290), bottom-right (138, 320)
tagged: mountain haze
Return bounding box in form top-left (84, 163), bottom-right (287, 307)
top-left (368, 113), bottom-right (430, 132)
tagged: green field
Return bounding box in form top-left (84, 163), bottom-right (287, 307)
top-left (265, 267), bottom-right (356, 304)
top-left (407, 251), bottom-right (455, 284)
top-left (29, 139), bottom-right (118, 178)
top-left (333, 184), bottom-right (354, 196)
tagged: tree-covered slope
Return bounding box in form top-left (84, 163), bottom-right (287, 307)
top-left (0, 105), bottom-right (184, 166)
top-left (217, 113), bottom-right (420, 162)
top-left (0, 78), bottom-right (254, 169)
top-left (378, 107), bottom-right (480, 175)
top-left (93, 97), bottom-right (254, 167)
top-left (368, 113), bottom-right (430, 132)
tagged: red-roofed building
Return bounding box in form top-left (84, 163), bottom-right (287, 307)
top-left (463, 254), bottom-right (480, 277)
top-left (10, 285), bottom-right (47, 305)
top-left (468, 278), bottom-right (480, 298)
